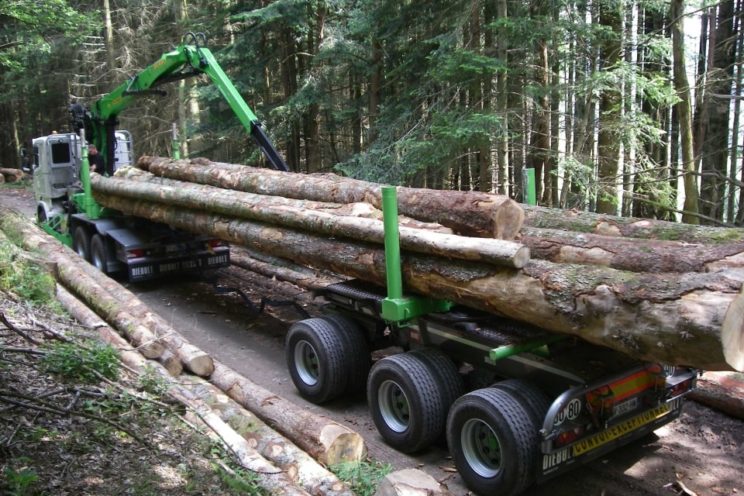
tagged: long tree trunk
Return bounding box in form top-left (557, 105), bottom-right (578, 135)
top-left (523, 204), bottom-right (743, 243)
top-left (671, 0), bottom-right (701, 224)
top-left (90, 195), bottom-right (744, 371)
top-left (93, 170), bottom-right (528, 267)
top-left (135, 156), bottom-right (525, 239)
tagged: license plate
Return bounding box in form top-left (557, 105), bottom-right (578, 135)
top-left (572, 403), bottom-right (671, 457)
top-left (613, 397), bottom-right (639, 417)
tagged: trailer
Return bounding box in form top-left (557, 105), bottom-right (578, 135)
top-left (285, 187), bottom-right (697, 496)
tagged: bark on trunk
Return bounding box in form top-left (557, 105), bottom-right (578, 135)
top-left (522, 204), bottom-right (744, 244)
top-left (210, 361), bottom-right (366, 466)
top-left (230, 248), bottom-right (343, 291)
top-left (520, 226), bottom-right (744, 273)
top-left (92, 196), bottom-right (744, 370)
top-left (0, 168), bottom-right (25, 182)
top-left (688, 372), bottom-right (744, 420)
top-left (181, 376), bottom-right (352, 496)
top-left (0, 209), bottom-right (211, 375)
top-left (94, 171), bottom-right (530, 268)
top-left (135, 156), bottom-right (525, 239)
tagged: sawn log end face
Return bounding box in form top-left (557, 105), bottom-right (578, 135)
top-left (722, 286), bottom-right (744, 372)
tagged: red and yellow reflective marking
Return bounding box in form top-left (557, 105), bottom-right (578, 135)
top-left (587, 368), bottom-right (658, 408)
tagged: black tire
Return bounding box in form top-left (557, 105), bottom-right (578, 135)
top-left (285, 318), bottom-right (348, 404)
top-left (37, 206), bottom-right (47, 224)
top-left (323, 314), bottom-right (370, 394)
top-left (447, 388), bottom-right (539, 496)
top-left (491, 379), bottom-right (550, 428)
top-left (73, 226), bottom-right (91, 261)
top-left (90, 234), bottom-right (112, 275)
top-left (367, 353), bottom-right (447, 453)
top-left (409, 348), bottom-right (464, 412)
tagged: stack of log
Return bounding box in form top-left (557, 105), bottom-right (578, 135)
top-left (0, 167), bottom-right (25, 183)
top-left (88, 157), bottom-right (744, 372)
top-left (0, 209), bottom-right (363, 496)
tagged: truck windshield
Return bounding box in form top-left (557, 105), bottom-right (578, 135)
top-left (51, 142), bottom-right (71, 164)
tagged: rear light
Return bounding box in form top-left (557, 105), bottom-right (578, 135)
top-left (127, 248), bottom-right (145, 259)
top-left (554, 426), bottom-right (585, 448)
top-left (207, 239), bottom-right (226, 249)
top-left (668, 378), bottom-right (693, 398)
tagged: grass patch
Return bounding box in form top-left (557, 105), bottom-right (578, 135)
top-left (0, 238), bottom-right (57, 307)
top-left (330, 460), bottom-right (392, 496)
top-left (42, 340), bottom-right (120, 383)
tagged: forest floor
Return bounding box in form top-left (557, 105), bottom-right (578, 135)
top-left (2, 182), bottom-right (744, 496)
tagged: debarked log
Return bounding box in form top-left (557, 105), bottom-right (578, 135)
top-left (93, 195), bottom-right (744, 371)
top-left (136, 156), bottom-right (525, 239)
top-left (94, 171), bottom-right (529, 268)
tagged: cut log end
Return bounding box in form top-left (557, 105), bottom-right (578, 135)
top-left (722, 288), bottom-right (744, 372)
top-left (318, 424), bottom-right (366, 466)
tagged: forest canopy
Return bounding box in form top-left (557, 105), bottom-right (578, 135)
top-left (1, 0), bottom-right (742, 226)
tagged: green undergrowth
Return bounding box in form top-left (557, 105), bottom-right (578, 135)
top-left (330, 460), bottom-right (393, 496)
top-left (42, 340), bottom-right (120, 383)
top-left (0, 237), bottom-right (58, 309)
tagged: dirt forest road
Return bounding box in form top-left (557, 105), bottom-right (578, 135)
top-left (2, 184), bottom-right (743, 496)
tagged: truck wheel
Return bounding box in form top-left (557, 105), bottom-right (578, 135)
top-left (446, 388), bottom-right (539, 496)
top-left (367, 353), bottom-right (446, 453)
top-left (410, 348), bottom-right (464, 410)
top-left (323, 314), bottom-right (370, 394)
top-left (491, 379), bottom-right (550, 427)
top-left (37, 206), bottom-right (47, 224)
top-left (73, 226), bottom-right (91, 261)
top-left (90, 234), bottom-right (112, 275)
top-left (286, 318), bottom-right (348, 404)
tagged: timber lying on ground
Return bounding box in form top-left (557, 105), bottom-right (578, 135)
top-left (0, 167), bottom-right (25, 183)
top-left (92, 195), bottom-right (744, 371)
top-left (210, 360), bottom-right (367, 466)
top-left (136, 156), bottom-right (525, 239)
top-left (95, 170), bottom-right (529, 268)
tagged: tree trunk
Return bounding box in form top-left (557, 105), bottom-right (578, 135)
top-left (522, 204), bottom-right (744, 244)
top-left (93, 171), bottom-right (529, 267)
top-left (89, 195), bottom-right (744, 371)
top-left (230, 248), bottom-right (343, 291)
top-left (520, 226), bottom-right (744, 273)
top-left (671, 0), bottom-right (701, 224)
top-left (181, 376), bottom-right (352, 496)
top-left (210, 361), bottom-right (366, 466)
top-left (135, 156), bottom-right (525, 239)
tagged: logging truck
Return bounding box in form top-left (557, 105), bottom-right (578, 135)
top-left (285, 187), bottom-right (698, 496)
top-left (28, 33), bottom-right (289, 281)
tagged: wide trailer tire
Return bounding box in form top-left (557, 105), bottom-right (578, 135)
top-left (323, 314), bottom-right (370, 394)
top-left (367, 352), bottom-right (448, 453)
top-left (73, 226), bottom-right (91, 262)
top-left (90, 234), bottom-right (113, 275)
top-left (446, 388), bottom-right (539, 496)
top-left (286, 318), bottom-right (348, 404)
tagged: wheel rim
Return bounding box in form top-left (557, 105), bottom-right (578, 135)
top-left (75, 239), bottom-right (86, 258)
top-left (461, 418), bottom-right (502, 478)
top-left (294, 340), bottom-right (320, 386)
top-left (378, 379), bottom-right (410, 433)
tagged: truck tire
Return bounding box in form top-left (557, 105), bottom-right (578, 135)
top-left (90, 234), bottom-right (113, 275)
top-left (367, 353), bottom-right (447, 453)
top-left (409, 348), bottom-right (464, 411)
top-left (323, 314), bottom-right (370, 394)
top-left (73, 226), bottom-right (91, 262)
top-left (446, 388), bottom-right (539, 496)
top-left (286, 318), bottom-right (348, 404)
top-left (491, 379), bottom-right (550, 428)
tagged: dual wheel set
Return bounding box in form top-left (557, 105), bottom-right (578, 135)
top-left (71, 225), bottom-right (116, 275)
top-left (285, 316), bottom-right (552, 496)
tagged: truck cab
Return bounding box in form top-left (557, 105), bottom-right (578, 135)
top-left (29, 129), bottom-right (229, 282)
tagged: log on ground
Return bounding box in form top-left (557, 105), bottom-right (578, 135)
top-left (181, 376), bottom-right (352, 496)
top-left (94, 171), bottom-right (529, 268)
top-left (136, 156), bottom-right (525, 239)
top-left (93, 195), bottom-right (744, 371)
top-left (210, 361), bottom-right (366, 466)
top-left (0, 167), bottom-right (25, 183)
